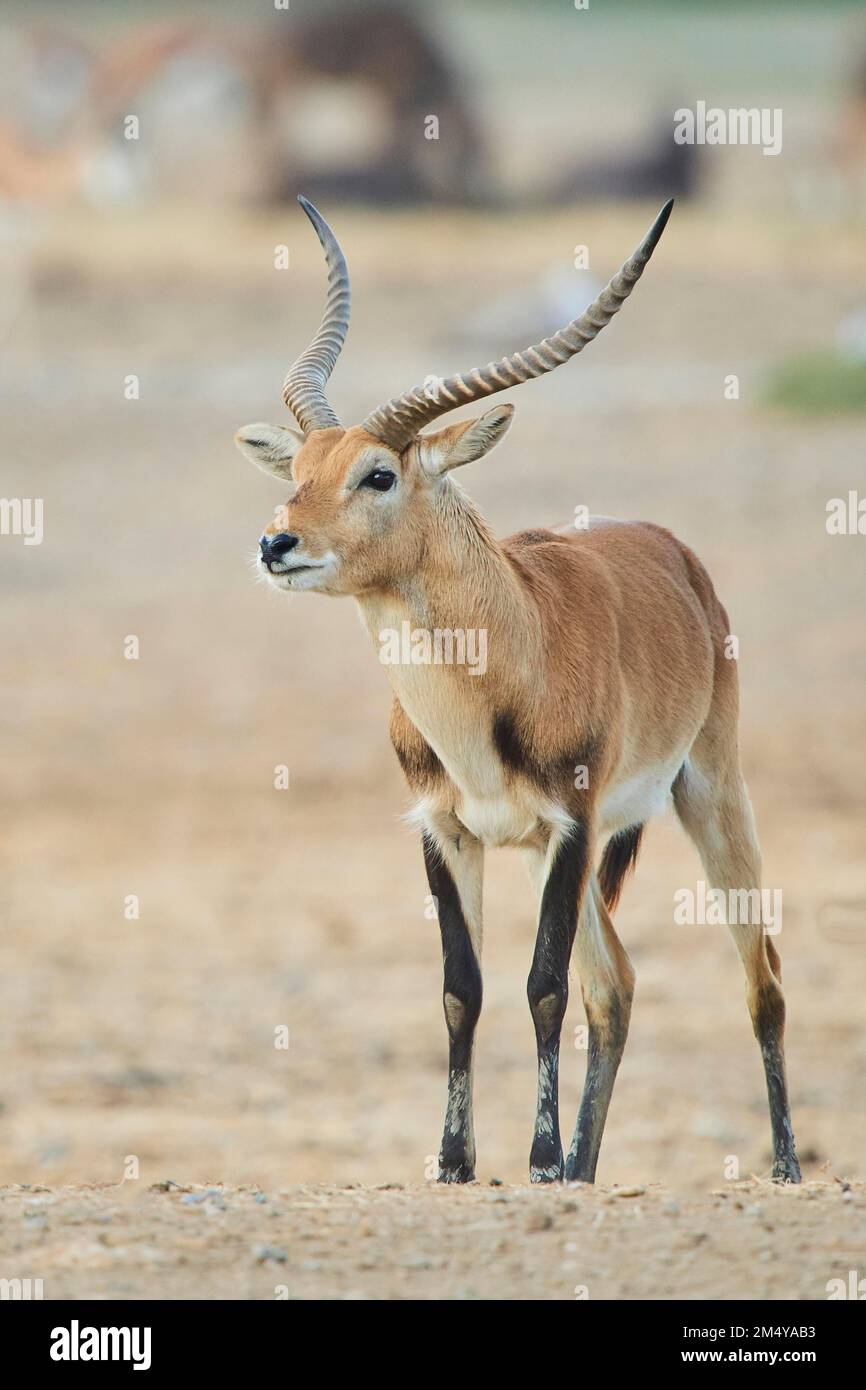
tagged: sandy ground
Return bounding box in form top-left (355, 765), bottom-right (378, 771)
top-left (3, 1179), bottom-right (864, 1301)
top-left (1, 190), bottom-right (864, 1298)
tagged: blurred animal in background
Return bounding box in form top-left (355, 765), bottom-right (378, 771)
top-left (86, 21), bottom-right (273, 205)
top-left (0, 25), bottom-right (101, 354)
top-left (262, 2), bottom-right (487, 205)
top-left (0, 5), bottom-right (486, 210)
top-left (0, 23), bottom-right (100, 201)
top-left (545, 107), bottom-right (700, 205)
top-left (831, 47), bottom-right (866, 217)
top-left (791, 37), bottom-right (866, 222)
top-left (0, 6), bottom-right (708, 215)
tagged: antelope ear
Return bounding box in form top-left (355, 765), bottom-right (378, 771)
top-left (415, 403), bottom-right (514, 477)
top-left (234, 423), bottom-right (305, 479)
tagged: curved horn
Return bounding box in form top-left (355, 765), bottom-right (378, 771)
top-left (282, 196), bottom-right (351, 434)
top-left (362, 199), bottom-right (673, 451)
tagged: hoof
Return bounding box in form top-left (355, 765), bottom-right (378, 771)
top-left (771, 1154), bottom-right (802, 1184)
top-left (529, 1135), bottom-right (564, 1183)
top-left (564, 1154), bottom-right (596, 1184)
top-left (438, 1161), bottom-right (475, 1184)
top-left (530, 1165), bottom-right (563, 1184)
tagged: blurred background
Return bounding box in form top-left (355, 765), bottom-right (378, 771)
top-left (1, 0), bottom-right (865, 1198)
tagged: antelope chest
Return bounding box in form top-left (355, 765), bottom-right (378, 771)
top-left (362, 603), bottom-right (558, 848)
top-left (405, 694), bottom-right (552, 847)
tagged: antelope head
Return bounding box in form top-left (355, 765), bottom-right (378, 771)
top-left (235, 195), bottom-right (673, 596)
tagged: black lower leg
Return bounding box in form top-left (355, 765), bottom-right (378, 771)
top-left (753, 979), bottom-right (801, 1183)
top-left (527, 822), bottom-right (589, 1184)
top-left (423, 835), bottom-right (482, 1183)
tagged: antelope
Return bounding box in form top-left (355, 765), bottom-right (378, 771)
top-left (235, 197), bottom-right (800, 1186)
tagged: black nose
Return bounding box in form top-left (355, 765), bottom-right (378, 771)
top-left (260, 532), bottom-right (299, 566)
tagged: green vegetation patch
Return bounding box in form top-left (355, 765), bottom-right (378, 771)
top-left (763, 351), bottom-right (866, 415)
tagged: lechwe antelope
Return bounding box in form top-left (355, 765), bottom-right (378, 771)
top-left (235, 197), bottom-right (800, 1186)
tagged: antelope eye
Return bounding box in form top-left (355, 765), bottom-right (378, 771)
top-left (361, 468), bottom-right (396, 492)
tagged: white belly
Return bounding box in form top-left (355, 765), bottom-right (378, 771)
top-left (600, 755), bottom-right (684, 835)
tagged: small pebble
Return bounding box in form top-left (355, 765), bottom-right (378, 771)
top-left (254, 1244), bottom-right (288, 1264)
top-left (526, 1209), bottom-right (554, 1232)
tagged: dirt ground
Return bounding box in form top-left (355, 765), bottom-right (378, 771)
top-left (2, 1179), bottom-right (864, 1301)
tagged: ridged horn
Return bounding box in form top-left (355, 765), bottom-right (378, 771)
top-left (362, 199), bottom-right (673, 451)
top-left (282, 196), bottom-right (351, 433)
